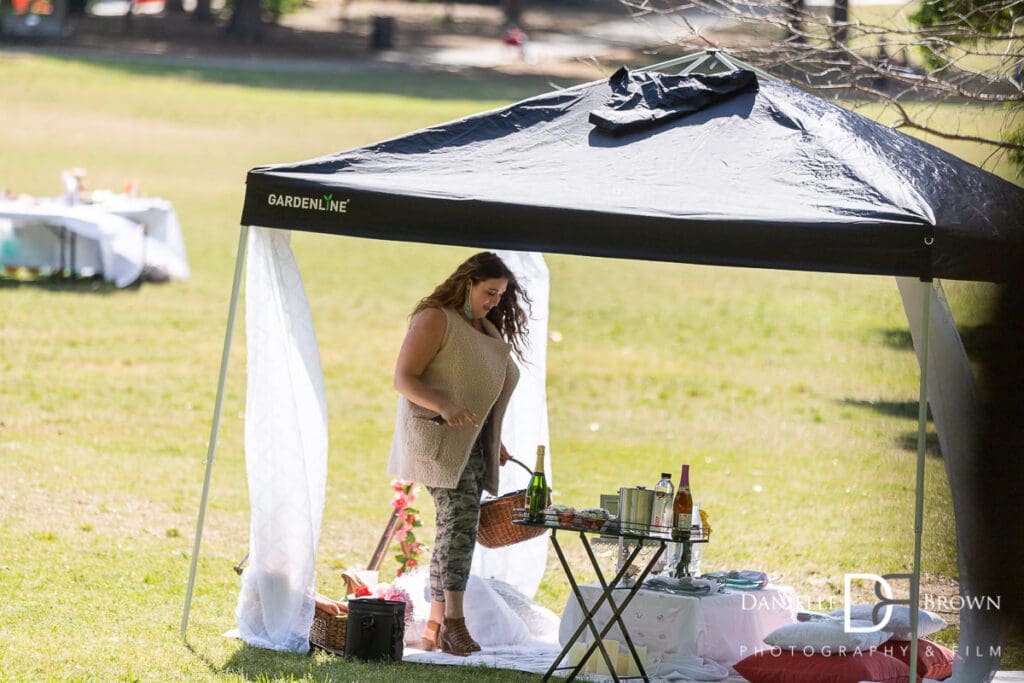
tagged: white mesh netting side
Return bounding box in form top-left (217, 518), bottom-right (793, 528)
top-left (236, 227), bottom-right (327, 653)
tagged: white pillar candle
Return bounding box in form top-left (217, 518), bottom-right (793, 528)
top-left (619, 644), bottom-right (647, 677)
top-left (617, 651), bottom-right (632, 677)
top-left (567, 642), bottom-right (587, 668)
top-left (594, 639), bottom-right (620, 676)
top-left (584, 642), bottom-right (599, 674)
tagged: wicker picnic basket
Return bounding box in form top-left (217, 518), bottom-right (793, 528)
top-left (309, 572), bottom-right (367, 655)
top-left (309, 606), bottom-right (348, 655)
top-left (477, 457), bottom-right (549, 549)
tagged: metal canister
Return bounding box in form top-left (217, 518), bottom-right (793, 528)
top-left (618, 487), bottom-right (638, 534)
top-left (633, 487), bottom-right (655, 536)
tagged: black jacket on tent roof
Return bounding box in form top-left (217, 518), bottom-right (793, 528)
top-left (242, 68), bottom-right (1024, 283)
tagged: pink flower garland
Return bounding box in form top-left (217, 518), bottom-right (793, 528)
top-left (391, 480), bottom-right (426, 578)
top-left (373, 583), bottom-right (415, 624)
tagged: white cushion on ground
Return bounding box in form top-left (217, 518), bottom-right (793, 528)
top-left (396, 570), bottom-right (529, 647)
top-left (763, 619), bottom-right (892, 652)
top-left (829, 604), bottom-right (946, 640)
top-left (484, 578), bottom-right (560, 641)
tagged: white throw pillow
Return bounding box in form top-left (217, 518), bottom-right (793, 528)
top-left (763, 619), bottom-right (892, 653)
top-left (462, 575), bottom-right (530, 646)
top-left (398, 571), bottom-right (530, 648)
top-left (485, 578), bottom-right (561, 641)
top-left (829, 604), bottom-right (946, 640)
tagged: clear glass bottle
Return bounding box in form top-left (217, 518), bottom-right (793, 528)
top-left (689, 502), bottom-right (703, 576)
top-left (651, 472), bottom-right (674, 536)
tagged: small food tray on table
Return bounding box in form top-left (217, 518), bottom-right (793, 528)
top-left (512, 508), bottom-right (709, 681)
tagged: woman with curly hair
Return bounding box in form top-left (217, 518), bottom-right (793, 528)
top-left (389, 251), bottom-right (530, 656)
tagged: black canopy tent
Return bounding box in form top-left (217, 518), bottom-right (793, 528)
top-left (240, 57), bottom-right (1021, 283)
top-left (182, 52), bottom-right (1024, 679)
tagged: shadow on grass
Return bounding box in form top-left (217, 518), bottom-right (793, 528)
top-left (837, 398), bottom-right (942, 458)
top-left (896, 429), bottom-right (942, 458)
top-left (0, 273), bottom-right (137, 294)
top-left (16, 12), bottom-right (568, 103)
top-left (877, 324), bottom-right (997, 362)
top-left (211, 642), bottom-right (541, 682)
top-left (838, 398), bottom-right (924, 421)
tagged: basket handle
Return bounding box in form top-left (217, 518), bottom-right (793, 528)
top-left (505, 456), bottom-right (551, 505)
top-left (506, 456), bottom-right (534, 476)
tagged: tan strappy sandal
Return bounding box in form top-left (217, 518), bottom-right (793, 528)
top-left (441, 616), bottom-right (481, 656)
top-left (421, 619), bottom-right (442, 651)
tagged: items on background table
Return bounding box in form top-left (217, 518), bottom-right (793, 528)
top-left (0, 170), bottom-right (190, 286)
top-left (524, 444), bottom-right (549, 522)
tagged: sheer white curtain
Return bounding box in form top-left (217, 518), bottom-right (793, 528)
top-left (472, 250), bottom-right (551, 599)
top-left (236, 227), bottom-right (328, 653)
top-left (897, 278), bottom-right (1000, 682)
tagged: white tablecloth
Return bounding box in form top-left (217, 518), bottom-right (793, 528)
top-left (0, 196), bottom-right (189, 286)
top-left (559, 584), bottom-right (797, 668)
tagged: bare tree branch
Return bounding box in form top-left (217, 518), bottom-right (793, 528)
top-left (618, 0), bottom-right (1024, 171)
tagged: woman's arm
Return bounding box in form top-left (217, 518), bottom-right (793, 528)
top-left (394, 308), bottom-right (478, 428)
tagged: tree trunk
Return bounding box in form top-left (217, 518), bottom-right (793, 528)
top-left (785, 0), bottom-right (805, 43)
top-left (831, 0), bottom-right (849, 47)
top-left (225, 0), bottom-right (263, 40)
top-left (191, 0), bottom-right (213, 23)
top-left (165, 0), bottom-right (185, 14)
top-left (502, 0), bottom-right (523, 27)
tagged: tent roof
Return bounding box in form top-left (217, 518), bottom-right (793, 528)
top-left (241, 58), bottom-right (1024, 283)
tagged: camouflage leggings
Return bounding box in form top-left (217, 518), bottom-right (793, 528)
top-left (427, 438), bottom-right (487, 601)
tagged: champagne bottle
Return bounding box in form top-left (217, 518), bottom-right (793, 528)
top-left (672, 465), bottom-right (693, 542)
top-left (524, 445), bottom-right (548, 522)
top-left (672, 464), bottom-right (694, 576)
top-left (651, 472), bottom-right (674, 535)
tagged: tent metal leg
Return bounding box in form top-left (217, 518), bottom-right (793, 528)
top-left (909, 279), bottom-right (932, 682)
top-left (180, 225), bottom-right (250, 639)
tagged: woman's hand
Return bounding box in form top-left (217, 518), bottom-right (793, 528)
top-left (441, 404), bottom-right (478, 428)
top-left (315, 593), bottom-right (348, 616)
top-left (499, 443), bottom-right (512, 466)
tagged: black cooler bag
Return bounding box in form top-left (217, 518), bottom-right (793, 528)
top-left (344, 598), bottom-right (406, 662)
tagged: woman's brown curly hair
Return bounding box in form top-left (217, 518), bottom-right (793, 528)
top-left (413, 252), bottom-right (532, 361)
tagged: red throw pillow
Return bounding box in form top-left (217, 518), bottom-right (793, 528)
top-left (879, 638), bottom-right (954, 680)
top-left (734, 650), bottom-right (910, 683)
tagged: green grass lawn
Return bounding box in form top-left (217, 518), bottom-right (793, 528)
top-left (0, 53), bottom-right (1017, 680)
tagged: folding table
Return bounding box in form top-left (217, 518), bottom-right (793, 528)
top-left (513, 509), bottom-right (708, 682)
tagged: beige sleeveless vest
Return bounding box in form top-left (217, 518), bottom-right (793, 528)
top-left (388, 307), bottom-right (519, 495)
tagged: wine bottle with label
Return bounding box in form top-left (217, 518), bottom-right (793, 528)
top-left (524, 445), bottom-right (548, 522)
top-left (672, 464), bottom-right (693, 540)
top-left (672, 464), bottom-right (694, 575)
